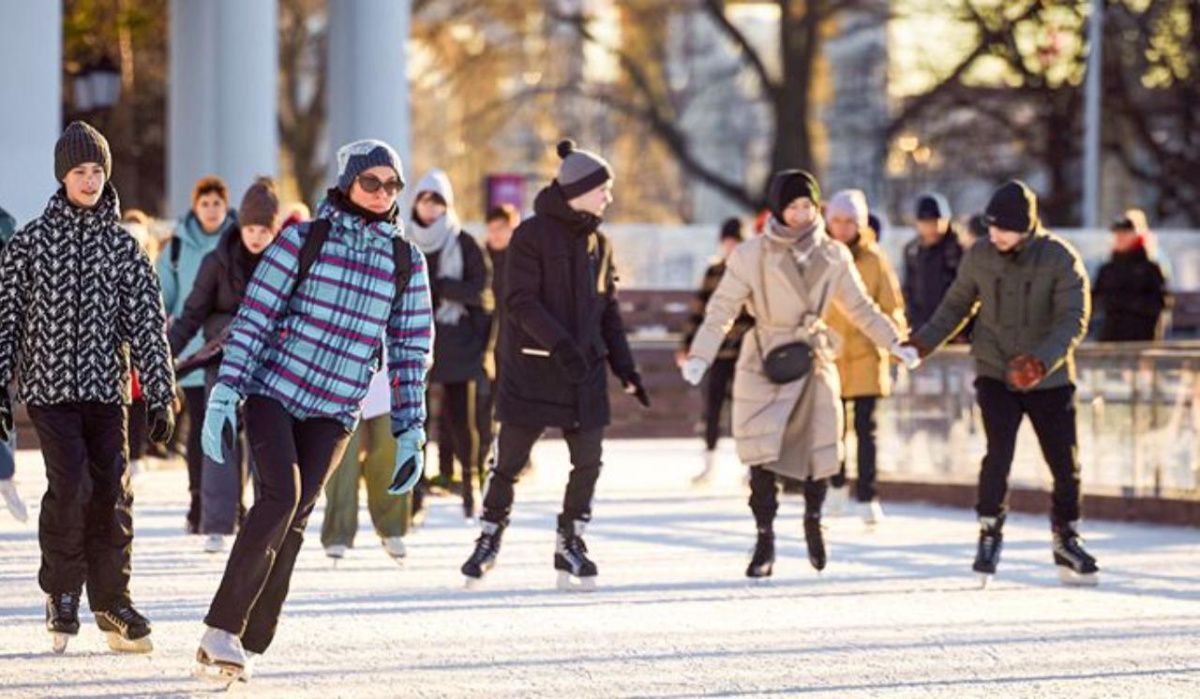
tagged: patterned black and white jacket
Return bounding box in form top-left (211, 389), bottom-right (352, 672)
top-left (0, 184), bottom-right (175, 412)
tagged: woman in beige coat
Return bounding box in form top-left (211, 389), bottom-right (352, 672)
top-left (683, 170), bottom-right (919, 578)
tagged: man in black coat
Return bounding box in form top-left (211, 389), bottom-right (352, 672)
top-left (902, 193), bottom-right (964, 332)
top-left (461, 139), bottom-right (648, 591)
top-left (1092, 215), bottom-right (1168, 342)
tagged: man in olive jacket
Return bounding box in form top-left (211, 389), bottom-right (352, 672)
top-left (908, 180), bottom-right (1099, 587)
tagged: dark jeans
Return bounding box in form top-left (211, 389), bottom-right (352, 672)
top-left (427, 382), bottom-right (480, 509)
top-left (974, 377), bottom-right (1081, 525)
top-left (477, 378), bottom-right (495, 473)
top-left (748, 466), bottom-right (828, 529)
top-left (29, 403), bottom-right (132, 611)
top-left (127, 398), bottom-right (147, 462)
top-left (204, 396), bottom-right (350, 654)
top-left (182, 385), bottom-right (208, 532)
top-left (703, 357), bottom-right (736, 451)
top-left (832, 397), bottom-right (878, 502)
top-left (482, 423), bottom-right (603, 525)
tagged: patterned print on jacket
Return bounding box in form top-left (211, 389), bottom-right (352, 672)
top-left (216, 197), bottom-right (434, 434)
top-left (0, 184), bottom-right (175, 411)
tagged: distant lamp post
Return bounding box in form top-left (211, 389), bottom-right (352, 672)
top-left (73, 56), bottom-right (122, 115)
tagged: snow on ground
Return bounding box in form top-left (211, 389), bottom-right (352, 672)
top-left (0, 439), bottom-right (1197, 698)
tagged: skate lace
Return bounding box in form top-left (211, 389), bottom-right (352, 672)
top-left (471, 533), bottom-right (497, 560)
top-left (56, 593), bottom-right (78, 619)
top-left (564, 534), bottom-right (589, 557)
top-left (980, 531), bottom-right (1000, 558)
top-left (111, 605), bottom-right (146, 626)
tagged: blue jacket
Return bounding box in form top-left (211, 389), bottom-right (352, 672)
top-left (160, 212), bottom-right (235, 387)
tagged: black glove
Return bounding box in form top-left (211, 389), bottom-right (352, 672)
top-left (552, 340), bottom-right (589, 384)
top-left (148, 406), bottom-right (176, 446)
top-left (0, 388), bottom-right (12, 443)
top-left (622, 372), bottom-right (651, 409)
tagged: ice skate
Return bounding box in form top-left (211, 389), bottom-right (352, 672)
top-left (195, 627), bottom-right (246, 687)
top-left (1053, 522), bottom-right (1099, 587)
top-left (554, 518), bottom-right (597, 592)
top-left (860, 498), bottom-right (885, 526)
top-left (691, 450), bottom-right (716, 486)
top-left (0, 478), bottom-right (28, 523)
top-left (745, 527), bottom-right (774, 579)
top-left (973, 517), bottom-right (1004, 588)
top-left (203, 534), bottom-right (226, 554)
top-left (462, 521), bottom-right (505, 588)
top-left (46, 592), bottom-right (80, 654)
top-left (95, 604), bottom-right (153, 653)
top-left (804, 515), bottom-right (827, 573)
top-left (381, 536), bottom-right (407, 561)
top-left (325, 544), bottom-right (347, 567)
top-left (825, 486), bottom-right (849, 517)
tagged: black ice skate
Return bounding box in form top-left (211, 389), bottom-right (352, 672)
top-left (804, 515), bottom-right (827, 573)
top-left (46, 592), bottom-right (80, 654)
top-left (973, 516), bottom-right (1004, 588)
top-left (1052, 522), bottom-right (1099, 587)
top-left (554, 518), bottom-right (597, 592)
top-left (746, 527), bottom-right (775, 579)
top-left (95, 603), bottom-right (153, 653)
top-left (462, 520), bottom-right (505, 589)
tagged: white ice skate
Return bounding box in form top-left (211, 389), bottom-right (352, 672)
top-left (860, 499), bottom-right (885, 526)
top-left (0, 478), bottom-right (28, 523)
top-left (195, 627), bottom-right (246, 687)
top-left (382, 536), bottom-right (407, 561)
top-left (690, 451), bottom-right (716, 486)
top-left (825, 486), bottom-right (849, 517)
top-left (203, 534), bottom-right (226, 554)
top-left (325, 544), bottom-right (347, 567)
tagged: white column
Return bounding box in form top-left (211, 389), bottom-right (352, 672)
top-left (169, 0), bottom-right (276, 217)
top-left (0, 1), bottom-right (62, 225)
top-left (327, 0), bottom-right (412, 183)
top-left (1082, 0), bottom-right (1104, 229)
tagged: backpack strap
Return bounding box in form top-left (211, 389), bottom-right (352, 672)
top-left (392, 237), bottom-right (413, 301)
top-left (294, 218), bottom-right (331, 291)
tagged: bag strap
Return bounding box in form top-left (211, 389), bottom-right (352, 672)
top-left (169, 236), bottom-right (182, 273)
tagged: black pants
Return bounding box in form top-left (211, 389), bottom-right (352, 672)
top-left (182, 385), bottom-right (207, 532)
top-left (204, 396), bottom-right (350, 654)
top-left (29, 403), bottom-right (132, 611)
top-left (476, 378), bottom-right (495, 473)
top-left (127, 398), bottom-right (147, 462)
top-left (427, 382), bottom-right (479, 509)
top-left (482, 423), bottom-right (603, 525)
top-left (703, 358), bottom-right (736, 451)
top-left (975, 377), bottom-right (1081, 525)
top-left (832, 397), bottom-right (878, 502)
top-left (748, 466), bottom-right (827, 529)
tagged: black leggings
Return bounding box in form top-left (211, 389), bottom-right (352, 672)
top-left (703, 358), bottom-right (736, 451)
top-left (832, 397), bottom-right (878, 502)
top-left (748, 467), bottom-right (828, 529)
top-left (204, 396), bottom-right (350, 654)
top-left (428, 382), bottom-right (479, 508)
top-left (182, 385), bottom-right (207, 531)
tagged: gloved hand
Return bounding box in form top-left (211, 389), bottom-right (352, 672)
top-left (552, 340), bottom-right (589, 384)
top-left (681, 357), bottom-right (708, 386)
top-left (0, 388), bottom-right (12, 443)
top-left (1008, 354), bottom-right (1047, 390)
top-left (147, 406), bottom-right (176, 445)
top-left (621, 372), bottom-right (651, 408)
top-left (890, 342), bottom-right (922, 370)
top-left (901, 338), bottom-right (931, 359)
top-left (201, 383), bottom-right (241, 465)
top-left (388, 428), bottom-right (426, 495)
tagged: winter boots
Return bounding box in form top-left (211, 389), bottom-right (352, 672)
top-left (746, 527), bottom-right (775, 579)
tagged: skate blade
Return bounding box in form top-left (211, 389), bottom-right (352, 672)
top-left (1058, 567), bottom-right (1099, 587)
top-left (50, 632), bottom-right (72, 654)
top-left (105, 631), bottom-right (153, 654)
top-left (463, 575), bottom-right (484, 591)
top-left (978, 573), bottom-right (993, 589)
top-left (556, 570), bottom-right (597, 593)
top-left (195, 650), bottom-right (245, 688)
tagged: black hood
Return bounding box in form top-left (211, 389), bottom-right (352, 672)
top-left (533, 182), bottom-right (601, 235)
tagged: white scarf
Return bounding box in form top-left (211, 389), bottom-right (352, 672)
top-left (407, 210), bottom-right (467, 325)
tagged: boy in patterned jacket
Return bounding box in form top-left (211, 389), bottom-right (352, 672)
top-left (195, 139), bottom-right (433, 683)
top-left (0, 122), bottom-right (176, 654)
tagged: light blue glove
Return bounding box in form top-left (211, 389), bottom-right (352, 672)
top-left (388, 427), bottom-right (426, 495)
top-left (201, 383), bottom-right (241, 465)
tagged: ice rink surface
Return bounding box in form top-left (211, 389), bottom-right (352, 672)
top-left (0, 439), bottom-right (1197, 698)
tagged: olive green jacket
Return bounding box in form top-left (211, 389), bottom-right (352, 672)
top-left (912, 228), bottom-right (1090, 390)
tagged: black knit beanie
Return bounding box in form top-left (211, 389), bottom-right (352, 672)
top-left (55, 121), bottom-right (111, 182)
top-left (766, 169), bottom-right (820, 222)
top-left (555, 139), bottom-right (613, 199)
top-left (719, 217), bottom-right (744, 242)
top-left (985, 180), bottom-right (1038, 234)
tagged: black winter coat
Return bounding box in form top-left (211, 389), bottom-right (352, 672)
top-left (1093, 247), bottom-right (1167, 342)
top-left (496, 184), bottom-right (638, 430)
top-left (167, 225), bottom-right (261, 356)
top-left (903, 229), bottom-right (964, 331)
top-left (427, 232), bottom-right (491, 384)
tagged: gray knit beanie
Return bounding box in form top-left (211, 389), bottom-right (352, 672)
top-left (336, 139), bottom-right (405, 195)
top-left (555, 139), bottom-right (613, 199)
top-left (55, 121), bottom-right (111, 182)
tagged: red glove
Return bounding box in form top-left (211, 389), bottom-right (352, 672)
top-left (1007, 354), bottom-right (1046, 390)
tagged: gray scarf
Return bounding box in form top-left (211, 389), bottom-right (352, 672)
top-left (766, 215), bottom-right (826, 265)
top-left (407, 210), bottom-right (467, 325)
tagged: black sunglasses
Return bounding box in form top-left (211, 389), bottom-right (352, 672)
top-left (357, 174), bottom-right (404, 195)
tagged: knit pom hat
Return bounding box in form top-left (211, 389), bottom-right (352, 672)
top-left (336, 139), bottom-right (405, 195)
top-left (55, 121), bottom-right (111, 182)
top-left (238, 177), bottom-right (280, 229)
top-left (827, 189), bottom-right (869, 228)
top-left (766, 169), bottom-right (820, 222)
top-left (985, 180), bottom-right (1039, 234)
top-left (554, 139), bottom-right (613, 199)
